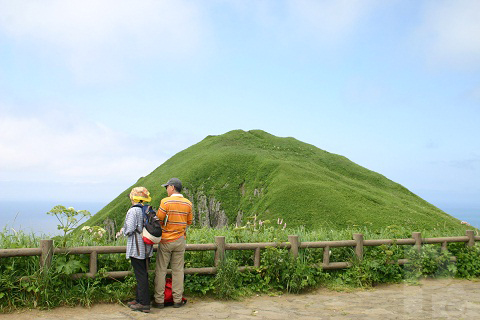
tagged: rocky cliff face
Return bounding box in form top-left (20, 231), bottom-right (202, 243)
top-left (184, 189), bottom-right (228, 229)
top-left (181, 185), bottom-right (266, 229)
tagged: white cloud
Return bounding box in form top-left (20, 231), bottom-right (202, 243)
top-left (285, 0), bottom-right (381, 43)
top-left (0, 104), bottom-right (201, 201)
top-left (205, 0), bottom-right (383, 47)
top-left (0, 0), bottom-right (210, 82)
top-left (0, 110), bottom-right (166, 185)
top-left (416, 0), bottom-right (480, 69)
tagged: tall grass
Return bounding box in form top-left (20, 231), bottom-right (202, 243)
top-left (0, 225), bottom-right (43, 248)
top-left (1, 224), bottom-right (479, 312)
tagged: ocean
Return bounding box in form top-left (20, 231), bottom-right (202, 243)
top-left (0, 201), bottom-right (478, 237)
top-left (436, 205), bottom-right (480, 230)
top-left (0, 200), bottom-right (107, 237)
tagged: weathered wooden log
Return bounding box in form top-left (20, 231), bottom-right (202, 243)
top-left (0, 248), bottom-right (42, 257)
top-left (40, 239), bottom-right (53, 272)
top-left (354, 233), bottom-right (364, 261)
top-left (288, 235), bottom-right (299, 258)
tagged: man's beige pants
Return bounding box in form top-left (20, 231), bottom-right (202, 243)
top-left (154, 237), bottom-right (186, 304)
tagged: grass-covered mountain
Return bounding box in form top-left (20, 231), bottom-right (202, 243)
top-left (86, 129), bottom-right (463, 232)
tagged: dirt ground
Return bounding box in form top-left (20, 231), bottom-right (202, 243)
top-left (2, 278), bottom-right (479, 320)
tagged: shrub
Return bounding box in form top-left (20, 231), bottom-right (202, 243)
top-left (452, 244), bottom-right (480, 278)
top-left (257, 247), bottom-right (324, 293)
top-left (1, 224), bottom-right (479, 310)
top-left (403, 245), bottom-right (457, 282)
top-left (213, 258), bottom-right (241, 299)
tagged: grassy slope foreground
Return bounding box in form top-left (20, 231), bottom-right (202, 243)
top-left (85, 130), bottom-right (462, 232)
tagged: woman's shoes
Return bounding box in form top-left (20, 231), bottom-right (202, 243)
top-left (129, 303), bottom-right (151, 313)
top-left (127, 300), bottom-right (138, 306)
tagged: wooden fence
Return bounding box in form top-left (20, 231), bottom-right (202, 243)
top-left (0, 230), bottom-right (478, 279)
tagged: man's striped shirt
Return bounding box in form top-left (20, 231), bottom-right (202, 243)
top-left (157, 194), bottom-right (193, 243)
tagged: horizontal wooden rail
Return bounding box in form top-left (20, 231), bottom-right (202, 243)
top-left (300, 240), bottom-right (356, 248)
top-left (394, 256), bottom-right (457, 266)
top-left (55, 246), bottom-right (126, 254)
top-left (0, 230), bottom-right (478, 278)
top-left (320, 262), bottom-right (352, 270)
top-left (225, 242), bottom-right (292, 250)
top-left (362, 239), bottom-right (415, 246)
top-left (0, 248), bottom-right (42, 257)
top-left (53, 243), bottom-right (217, 255)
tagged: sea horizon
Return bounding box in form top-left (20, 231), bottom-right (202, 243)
top-left (0, 200), bottom-right (107, 236)
top-left (0, 200), bottom-right (478, 237)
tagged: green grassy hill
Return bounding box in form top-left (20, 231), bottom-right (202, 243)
top-left (85, 129), bottom-right (462, 232)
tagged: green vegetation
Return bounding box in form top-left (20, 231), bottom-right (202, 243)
top-left (2, 130), bottom-right (478, 312)
top-left (1, 220), bottom-right (479, 312)
top-left (47, 205), bottom-right (91, 246)
top-left (85, 129), bottom-right (463, 232)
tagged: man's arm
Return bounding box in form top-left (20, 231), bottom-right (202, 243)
top-left (187, 203), bottom-right (193, 226)
top-left (157, 199), bottom-right (167, 224)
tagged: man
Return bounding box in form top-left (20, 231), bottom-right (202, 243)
top-left (154, 177), bottom-right (193, 308)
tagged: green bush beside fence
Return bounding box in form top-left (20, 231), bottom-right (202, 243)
top-left (1, 225), bottom-right (479, 312)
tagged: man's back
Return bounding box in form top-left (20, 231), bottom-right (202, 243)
top-left (157, 195), bottom-right (192, 243)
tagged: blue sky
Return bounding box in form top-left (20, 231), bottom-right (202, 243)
top-left (1, 0), bottom-right (479, 217)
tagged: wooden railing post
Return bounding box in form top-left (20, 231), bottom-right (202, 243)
top-left (39, 239), bottom-right (53, 272)
top-left (288, 235), bottom-right (299, 259)
top-left (214, 236), bottom-right (226, 266)
top-left (89, 251), bottom-right (98, 276)
top-left (323, 245), bottom-right (330, 266)
top-left (466, 230), bottom-right (475, 247)
top-left (353, 233), bottom-right (364, 261)
top-left (441, 241), bottom-right (448, 251)
top-left (412, 232), bottom-right (422, 252)
top-left (254, 247), bottom-right (261, 268)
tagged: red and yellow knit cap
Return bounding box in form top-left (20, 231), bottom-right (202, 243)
top-left (129, 187), bottom-right (152, 203)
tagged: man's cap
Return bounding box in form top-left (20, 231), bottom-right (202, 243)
top-left (161, 177), bottom-right (182, 190)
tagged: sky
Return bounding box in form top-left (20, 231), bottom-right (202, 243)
top-left (1, 1), bottom-right (479, 222)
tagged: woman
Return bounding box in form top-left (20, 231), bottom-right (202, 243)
top-left (123, 186), bottom-right (154, 313)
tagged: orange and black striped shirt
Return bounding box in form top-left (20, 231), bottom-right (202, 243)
top-left (157, 194), bottom-right (193, 243)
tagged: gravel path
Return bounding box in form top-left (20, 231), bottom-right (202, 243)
top-left (3, 278), bottom-right (479, 319)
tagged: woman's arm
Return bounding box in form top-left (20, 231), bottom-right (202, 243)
top-left (123, 208), bottom-right (138, 236)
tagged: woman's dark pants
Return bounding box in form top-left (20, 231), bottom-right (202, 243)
top-left (130, 257), bottom-right (150, 306)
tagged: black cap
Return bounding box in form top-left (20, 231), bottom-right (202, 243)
top-left (161, 178), bottom-right (182, 191)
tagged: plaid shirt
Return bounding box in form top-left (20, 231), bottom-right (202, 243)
top-left (123, 205), bottom-right (153, 259)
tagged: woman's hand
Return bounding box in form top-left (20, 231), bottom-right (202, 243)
top-left (116, 228), bottom-right (124, 238)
